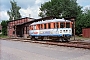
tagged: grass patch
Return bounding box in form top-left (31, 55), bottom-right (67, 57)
top-left (0, 34), bottom-right (8, 38)
top-left (71, 36), bottom-right (90, 40)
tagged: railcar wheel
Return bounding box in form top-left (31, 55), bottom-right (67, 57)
top-left (41, 37), bottom-right (44, 40)
top-left (67, 38), bottom-right (70, 42)
top-left (31, 36), bottom-right (35, 40)
top-left (64, 38), bottom-right (70, 42)
top-left (61, 38), bottom-right (64, 42)
top-left (59, 38), bottom-right (64, 42)
top-left (64, 39), bottom-right (69, 42)
top-left (29, 35), bottom-right (32, 39)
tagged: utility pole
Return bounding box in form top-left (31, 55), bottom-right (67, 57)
top-left (71, 17), bottom-right (75, 40)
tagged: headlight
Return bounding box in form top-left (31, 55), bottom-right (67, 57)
top-left (60, 30), bottom-right (62, 33)
top-left (69, 30), bottom-right (71, 33)
top-left (66, 30), bottom-right (68, 32)
top-left (63, 30), bottom-right (65, 32)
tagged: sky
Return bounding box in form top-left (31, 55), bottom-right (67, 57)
top-left (0, 0), bottom-right (90, 23)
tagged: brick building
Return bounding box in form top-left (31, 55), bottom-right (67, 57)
top-left (82, 28), bottom-right (90, 38)
top-left (7, 17), bottom-right (34, 38)
top-left (7, 16), bottom-right (57, 38)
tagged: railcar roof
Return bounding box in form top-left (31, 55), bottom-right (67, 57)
top-left (30, 18), bottom-right (71, 25)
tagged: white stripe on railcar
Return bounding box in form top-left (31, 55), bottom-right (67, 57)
top-left (30, 19), bottom-right (71, 25)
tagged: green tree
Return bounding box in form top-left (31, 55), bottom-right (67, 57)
top-left (39, 0), bottom-right (82, 18)
top-left (7, 0), bottom-right (21, 20)
top-left (83, 8), bottom-right (90, 28)
top-left (76, 8), bottom-right (90, 35)
top-left (1, 20), bottom-right (8, 35)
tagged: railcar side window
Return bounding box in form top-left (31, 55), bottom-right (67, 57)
top-left (66, 23), bottom-right (70, 28)
top-left (44, 24), bottom-right (46, 29)
top-left (30, 26), bottom-right (33, 30)
top-left (48, 23), bottom-right (50, 29)
top-left (33, 25), bottom-right (36, 30)
top-left (36, 24), bottom-right (40, 30)
top-left (40, 24), bottom-right (43, 29)
top-left (54, 23), bottom-right (55, 28)
top-left (55, 22), bottom-right (59, 28)
top-left (60, 22), bottom-right (65, 28)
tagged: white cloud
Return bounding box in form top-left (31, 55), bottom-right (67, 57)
top-left (35, 0), bottom-right (50, 5)
top-left (35, 0), bottom-right (42, 4)
top-left (83, 5), bottom-right (90, 10)
top-left (20, 6), bottom-right (41, 19)
top-left (1, 0), bottom-right (90, 23)
top-left (0, 11), bottom-right (9, 21)
top-left (0, 5), bottom-right (41, 23)
top-left (0, 0), bottom-right (50, 22)
top-left (19, 7), bottom-right (32, 17)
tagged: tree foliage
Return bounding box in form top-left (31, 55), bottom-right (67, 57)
top-left (1, 20), bottom-right (8, 35)
top-left (39, 0), bottom-right (90, 35)
top-left (39, 0), bottom-right (82, 18)
top-left (76, 8), bottom-right (90, 34)
top-left (7, 0), bottom-right (21, 20)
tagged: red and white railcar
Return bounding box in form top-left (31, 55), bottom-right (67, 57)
top-left (29, 18), bottom-right (73, 41)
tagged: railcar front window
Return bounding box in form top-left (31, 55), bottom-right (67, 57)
top-left (66, 23), bottom-right (70, 28)
top-left (60, 23), bottom-right (65, 28)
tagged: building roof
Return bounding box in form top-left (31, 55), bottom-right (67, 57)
top-left (14, 16), bottom-right (55, 26)
top-left (14, 16), bottom-right (74, 26)
top-left (7, 17), bottom-right (34, 23)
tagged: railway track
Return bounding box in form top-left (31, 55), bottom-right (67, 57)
top-left (27, 40), bottom-right (90, 49)
top-left (1, 38), bottom-right (90, 49)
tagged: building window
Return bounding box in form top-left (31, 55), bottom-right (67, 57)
top-left (15, 21), bottom-right (17, 24)
top-left (20, 20), bottom-right (22, 23)
top-left (9, 26), bottom-right (11, 29)
top-left (26, 27), bottom-right (27, 34)
top-left (13, 31), bottom-right (15, 34)
top-left (18, 20), bottom-right (19, 23)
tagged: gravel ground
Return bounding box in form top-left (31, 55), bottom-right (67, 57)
top-left (0, 39), bottom-right (90, 60)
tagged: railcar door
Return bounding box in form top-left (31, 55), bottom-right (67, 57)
top-left (51, 22), bottom-right (59, 36)
top-left (55, 22), bottom-right (59, 35)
